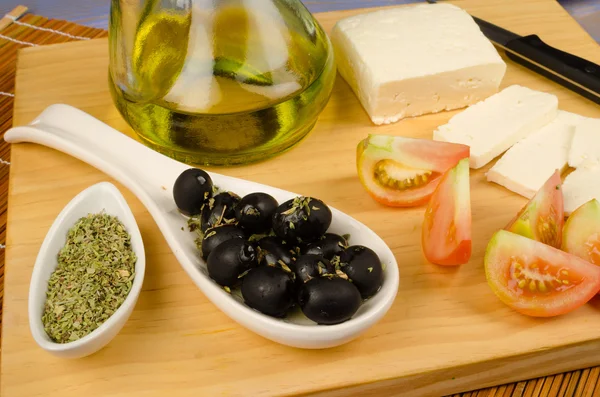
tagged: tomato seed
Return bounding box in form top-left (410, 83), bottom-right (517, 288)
top-left (538, 281), bottom-right (547, 292)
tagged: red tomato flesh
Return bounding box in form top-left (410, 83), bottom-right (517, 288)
top-left (356, 134), bottom-right (470, 207)
top-left (505, 170), bottom-right (564, 248)
top-left (422, 157), bottom-right (471, 266)
top-left (485, 230), bottom-right (600, 317)
top-left (562, 199), bottom-right (600, 266)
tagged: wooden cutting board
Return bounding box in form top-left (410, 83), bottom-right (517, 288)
top-left (4, 0), bottom-right (600, 396)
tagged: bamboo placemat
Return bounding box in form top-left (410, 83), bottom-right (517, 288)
top-left (0, 5), bottom-right (599, 397)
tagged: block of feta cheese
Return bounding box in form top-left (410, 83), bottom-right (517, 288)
top-left (330, 3), bottom-right (506, 125)
top-left (562, 164), bottom-right (600, 215)
top-left (568, 117), bottom-right (600, 168)
top-left (433, 85), bottom-right (558, 169)
top-left (487, 111), bottom-right (586, 198)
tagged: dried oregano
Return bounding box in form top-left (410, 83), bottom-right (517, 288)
top-left (41, 212), bottom-right (137, 343)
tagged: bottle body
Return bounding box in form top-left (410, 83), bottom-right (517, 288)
top-left (109, 0), bottom-right (335, 166)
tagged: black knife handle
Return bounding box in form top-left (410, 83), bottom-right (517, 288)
top-left (505, 34), bottom-right (600, 105)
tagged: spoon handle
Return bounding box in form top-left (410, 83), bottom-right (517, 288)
top-left (5, 104), bottom-right (186, 194)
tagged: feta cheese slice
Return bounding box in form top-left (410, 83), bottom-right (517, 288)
top-left (563, 164), bottom-right (600, 215)
top-left (487, 111), bottom-right (586, 198)
top-left (433, 85), bottom-right (558, 169)
top-left (330, 3), bottom-right (506, 125)
top-left (568, 117), bottom-right (600, 168)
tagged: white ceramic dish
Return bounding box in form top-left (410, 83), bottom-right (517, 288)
top-left (6, 104), bottom-right (399, 349)
top-left (28, 182), bottom-right (146, 358)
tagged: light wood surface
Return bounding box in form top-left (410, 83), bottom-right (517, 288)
top-left (4, 1), bottom-right (600, 396)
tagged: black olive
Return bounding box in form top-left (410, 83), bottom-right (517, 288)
top-left (272, 196), bottom-right (332, 243)
top-left (172, 168), bottom-right (214, 216)
top-left (298, 277), bottom-right (361, 325)
top-left (292, 254), bottom-right (334, 284)
top-left (339, 245), bottom-right (384, 299)
top-left (207, 239), bottom-right (257, 287)
top-left (304, 233), bottom-right (349, 259)
top-left (234, 192), bottom-right (278, 234)
top-left (201, 224), bottom-right (245, 259)
top-left (241, 266), bottom-right (295, 317)
top-left (257, 236), bottom-right (297, 268)
top-left (201, 191), bottom-right (241, 232)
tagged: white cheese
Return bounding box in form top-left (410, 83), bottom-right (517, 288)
top-left (487, 111), bottom-right (585, 198)
top-left (330, 3), bottom-right (506, 125)
top-left (568, 117), bottom-right (600, 168)
top-left (563, 164), bottom-right (600, 215)
top-left (432, 85), bottom-right (558, 169)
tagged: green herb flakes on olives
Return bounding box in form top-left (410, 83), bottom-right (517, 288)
top-left (272, 197), bottom-right (332, 243)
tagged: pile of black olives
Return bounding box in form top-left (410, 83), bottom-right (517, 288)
top-left (173, 168), bottom-right (385, 325)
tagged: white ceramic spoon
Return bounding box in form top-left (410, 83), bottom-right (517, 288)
top-left (5, 104), bottom-right (399, 349)
top-left (29, 182), bottom-right (146, 358)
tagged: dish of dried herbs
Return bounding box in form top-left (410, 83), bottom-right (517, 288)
top-left (41, 212), bottom-right (137, 343)
top-left (173, 167), bottom-right (385, 325)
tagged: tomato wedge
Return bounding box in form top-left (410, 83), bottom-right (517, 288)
top-left (562, 199), bottom-right (600, 266)
top-left (356, 134), bottom-right (470, 207)
top-left (422, 158), bottom-right (471, 266)
top-left (485, 230), bottom-right (600, 317)
top-left (505, 170), bottom-right (564, 248)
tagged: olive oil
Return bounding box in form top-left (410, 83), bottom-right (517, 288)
top-left (109, 2), bottom-right (335, 166)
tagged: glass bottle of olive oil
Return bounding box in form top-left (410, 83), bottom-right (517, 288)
top-left (109, 0), bottom-right (336, 166)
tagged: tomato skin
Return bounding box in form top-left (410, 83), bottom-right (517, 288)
top-left (562, 199), bottom-right (600, 296)
top-left (432, 240), bottom-right (472, 266)
top-left (505, 170), bottom-right (564, 248)
top-left (562, 199), bottom-right (600, 266)
top-left (422, 158), bottom-right (472, 266)
top-left (356, 134), bottom-right (469, 207)
top-left (361, 184), bottom-right (431, 207)
top-left (485, 230), bottom-right (600, 317)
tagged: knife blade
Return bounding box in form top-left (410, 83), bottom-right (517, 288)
top-left (472, 16), bottom-right (600, 105)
